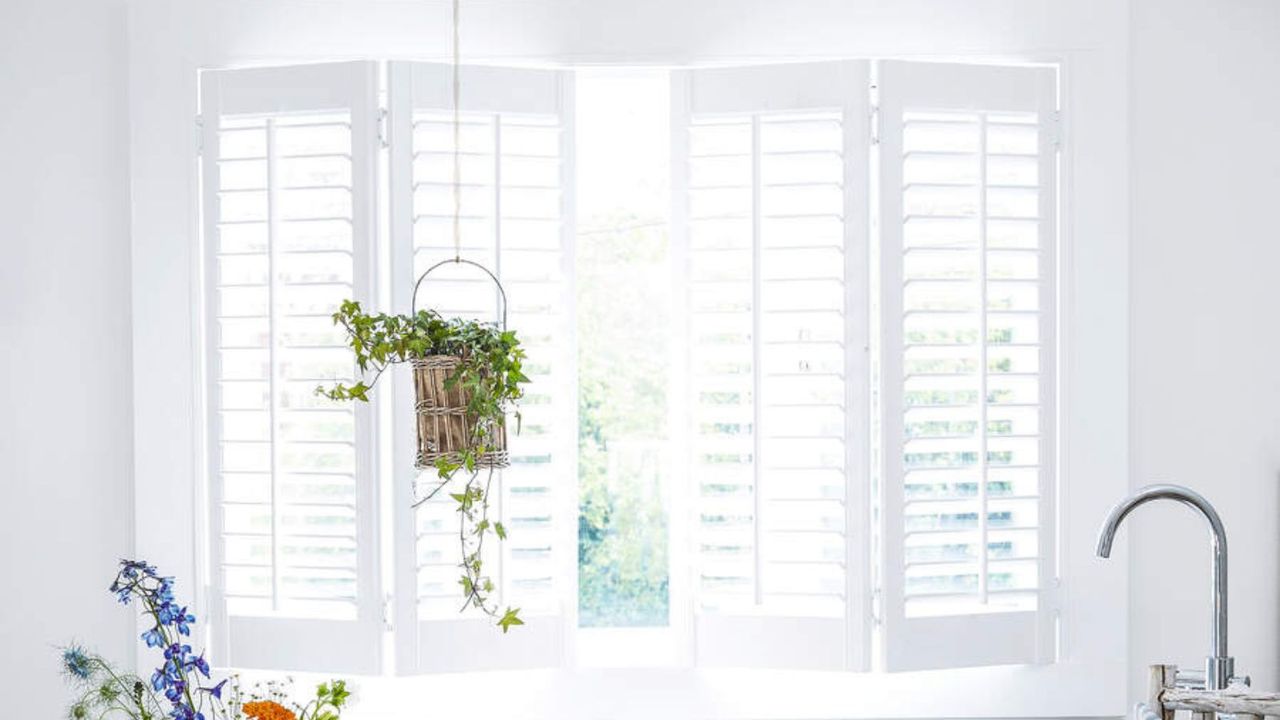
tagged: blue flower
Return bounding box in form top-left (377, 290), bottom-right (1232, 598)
top-left (155, 578), bottom-right (176, 604)
top-left (200, 678), bottom-right (227, 699)
top-left (61, 646), bottom-right (93, 681)
top-left (119, 559), bottom-right (157, 580)
top-left (163, 679), bottom-right (186, 702)
top-left (168, 704), bottom-right (204, 720)
top-left (189, 653), bottom-right (210, 678)
top-left (112, 560), bottom-right (219, 720)
top-left (164, 643), bottom-right (192, 663)
top-left (172, 607), bottom-right (196, 636)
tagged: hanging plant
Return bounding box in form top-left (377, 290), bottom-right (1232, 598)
top-left (317, 0), bottom-right (530, 633)
top-left (317, 296), bottom-right (529, 632)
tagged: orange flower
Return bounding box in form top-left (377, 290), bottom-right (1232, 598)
top-left (243, 700), bottom-right (297, 720)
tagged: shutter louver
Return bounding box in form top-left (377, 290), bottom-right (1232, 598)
top-left (876, 61), bottom-right (1057, 671)
top-left (201, 62), bottom-right (382, 674)
top-left (389, 62), bottom-right (576, 673)
top-left (673, 62), bottom-right (870, 670)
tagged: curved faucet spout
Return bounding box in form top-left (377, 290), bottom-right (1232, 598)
top-left (1095, 484), bottom-right (1230, 688)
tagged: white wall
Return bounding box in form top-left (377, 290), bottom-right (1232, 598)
top-left (0, 0), bottom-right (135, 716)
top-left (1129, 0), bottom-right (1280, 698)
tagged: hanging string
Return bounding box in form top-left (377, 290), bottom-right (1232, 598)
top-left (451, 0), bottom-right (462, 262)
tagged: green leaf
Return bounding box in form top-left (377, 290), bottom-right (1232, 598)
top-left (497, 607), bottom-right (524, 633)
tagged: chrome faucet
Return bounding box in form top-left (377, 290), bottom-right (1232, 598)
top-left (1096, 484), bottom-right (1235, 690)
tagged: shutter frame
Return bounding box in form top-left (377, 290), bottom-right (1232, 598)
top-left (875, 60), bottom-right (1058, 672)
top-left (388, 60), bottom-right (578, 674)
top-left (200, 60), bottom-right (383, 674)
top-left (672, 61), bottom-right (871, 671)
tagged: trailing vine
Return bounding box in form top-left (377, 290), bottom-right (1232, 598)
top-left (318, 300), bottom-right (528, 632)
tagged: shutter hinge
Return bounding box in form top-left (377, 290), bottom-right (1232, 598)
top-left (868, 78), bottom-right (881, 146)
top-left (1046, 576), bottom-right (1063, 612)
top-left (381, 592), bottom-right (394, 630)
top-left (1052, 110), bottom-right (1062, 151)
top-left (195, 114), bottom-right (204, 155)
top-left (377, 107), bottom-right (389, 149)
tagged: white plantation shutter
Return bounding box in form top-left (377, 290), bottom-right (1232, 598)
top-left (388, 62), bottom-right (576, 673)
top-left (672, 62), bottom-right (871, 670)
top-left (876, 61), bottom-right (1058, 671)
top-left (199, 62), bottom-right (382, 673)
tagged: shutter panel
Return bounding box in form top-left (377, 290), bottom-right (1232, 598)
top-left (876, 61), bottom-right (1058, 671)
top-left (672, 62), bottom-right (871, 670)
top-left (200, 62), bottom-right (382, 673)
top-left (388, 62), bottom-right (576, 673)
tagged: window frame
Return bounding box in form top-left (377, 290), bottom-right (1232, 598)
top-left (130, 2), bottom-right (1132, 715)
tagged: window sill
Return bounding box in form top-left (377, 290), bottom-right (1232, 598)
top-left (265, 662), bottom-right (1126, 720)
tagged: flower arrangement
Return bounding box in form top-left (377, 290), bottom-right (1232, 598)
top-left (60, 560), bottom-right (350, 720)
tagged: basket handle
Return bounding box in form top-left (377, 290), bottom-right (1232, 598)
top-left (410, 257), bottom-right (508, 329)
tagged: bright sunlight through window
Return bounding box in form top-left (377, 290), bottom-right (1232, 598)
top-left (575, 70), bottom-right (673, 628)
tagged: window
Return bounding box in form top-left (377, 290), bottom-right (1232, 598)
top-left (671, 61), bottom-right (871, 669)
top-left (197, 59), bottom-right (1058, 676)
top-left (875, 61), bottom-right (1058, 670)
top-left (386, 62), bottom-right (578, 673)
top-left (200, 62), bottom-right (383, 673)
top-left (575, 70), bottom-right (674, 630)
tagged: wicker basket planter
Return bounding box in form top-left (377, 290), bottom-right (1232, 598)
top-left (411, 354), bottom-right (510, 471)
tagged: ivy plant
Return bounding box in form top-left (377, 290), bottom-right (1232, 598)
top-left (318, 300), bottom-right (528, 632)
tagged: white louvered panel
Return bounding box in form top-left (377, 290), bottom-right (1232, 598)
top-left (410, 109), bottom-right (566, 619)
top-left (688, 115), bottom-right (756, 609)
top-left (876, 61), bottom-right (1056, 672)
top-left (212, 111), bottom-right (362, 621)
top-left (897, 109), bottom-right (1043, 618)
top-left (688, 111), bottom-right (847, 618)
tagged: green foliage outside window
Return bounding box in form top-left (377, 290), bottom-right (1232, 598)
top-left (576, 214), bottom-right (671, 627)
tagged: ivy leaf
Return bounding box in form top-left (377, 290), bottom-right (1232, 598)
top-left (497, 608), bottom-right (524, 633)
top-left (494, 522), bottom-right (507, 540)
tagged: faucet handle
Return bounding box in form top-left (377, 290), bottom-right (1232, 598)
top-left (1229, 675), bottom-right (1251, 688)
top-left (1174, 669), bottom-right (1206, 689)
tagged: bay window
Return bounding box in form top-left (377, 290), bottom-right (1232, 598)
top-left (198, 58), bottom-right (1060, 676)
